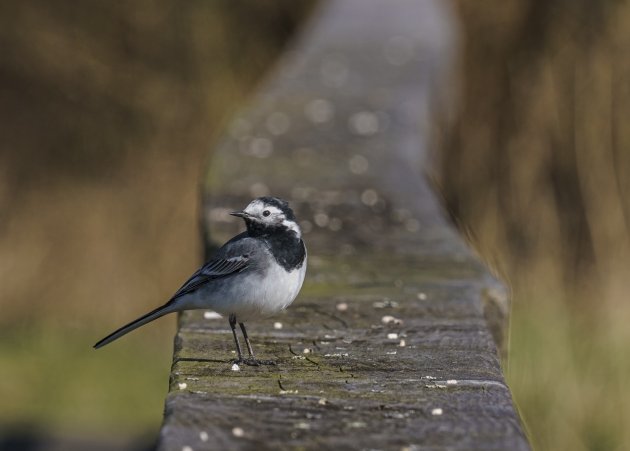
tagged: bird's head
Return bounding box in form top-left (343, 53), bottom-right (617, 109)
top-left (230, 197), bottom-right (301, 238)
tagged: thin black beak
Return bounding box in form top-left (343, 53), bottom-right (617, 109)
top-left (230, 211), bottom-right (248, 218)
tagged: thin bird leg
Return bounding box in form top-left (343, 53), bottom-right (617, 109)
top-left (229, 314), bottom-right (244, 361)
top-left (239, 322), bottom-right (256, 358)
top-left (239, 322), bottom-right (276, 366)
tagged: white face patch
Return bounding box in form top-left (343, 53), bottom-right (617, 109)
top-left (282, 218), bottom-right (301, 238)
top-left (243, 199), bottom-right (301, 237)
top-left (244, 200), bottom-right (282, 218)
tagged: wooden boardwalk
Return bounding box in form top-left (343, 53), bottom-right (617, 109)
top-left (158, 0), bottom-right (529, 449)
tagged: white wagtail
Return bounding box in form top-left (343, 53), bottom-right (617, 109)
top-left (94, 196), bottom-right (307, 365)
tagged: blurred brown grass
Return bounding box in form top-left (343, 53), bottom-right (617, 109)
top-left (444, 1), bottom-right (630, 449)
top-left (0, 0), bottom-right (314, 444)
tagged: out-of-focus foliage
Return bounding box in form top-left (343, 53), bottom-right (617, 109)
top-left (0, 1), bottom-right (315, 447)
top-left (443, 1), bottom-right (630, 449)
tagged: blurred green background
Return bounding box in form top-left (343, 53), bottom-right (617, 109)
top-left (0, 1), bottom-right (315, 449)
top-left (0, 1), bottom-right (629, 450)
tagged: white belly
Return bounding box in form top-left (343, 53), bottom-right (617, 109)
top-left (183, 257), bottom-right (307, 322)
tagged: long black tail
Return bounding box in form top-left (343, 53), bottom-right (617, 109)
top-left (93, 302), bottom-right (178, 349)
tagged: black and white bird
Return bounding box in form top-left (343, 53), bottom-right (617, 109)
top-left (94, 197), bottom-right (307, 365)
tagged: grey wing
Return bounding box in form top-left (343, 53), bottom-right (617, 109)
top-left (170, 235), bottom-right (262, 300)
top-left (171, 256), bottom-right (248, 299)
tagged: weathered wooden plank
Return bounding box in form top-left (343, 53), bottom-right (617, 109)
top-left (158, 0), bottom-right (528, 449)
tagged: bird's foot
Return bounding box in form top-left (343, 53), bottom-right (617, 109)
top-left (232, 357), bottom-right (276, 366)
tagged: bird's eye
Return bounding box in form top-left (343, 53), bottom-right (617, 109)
top-left (263, 210), bottom-right (271, 217)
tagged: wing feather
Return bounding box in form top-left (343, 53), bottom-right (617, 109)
top-left (171, 255), bottom-right (249, 299)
